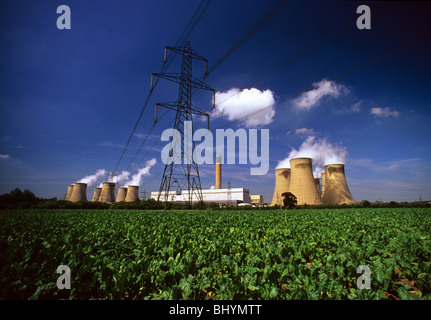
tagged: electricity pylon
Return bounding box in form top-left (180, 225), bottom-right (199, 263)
top-left (151, 41), bottom-right (215, 207)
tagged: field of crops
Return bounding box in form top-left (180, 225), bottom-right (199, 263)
top-left (0, 208), bottom-right (430, 300)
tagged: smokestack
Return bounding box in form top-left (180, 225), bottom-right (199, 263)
top-left (270, 168), bottom-right (291, 206)
top-left (69, 183), bottom-right (88, 202)
top-left (99, 182), bottom-right (116, 203)
top-left (116, 187), bottom-right (128, 202)
top-left (91, 187), bottom-right (102, 202)
top-left (289, 157), bottom-right (323, 205)
top-left (125, 185), bottom-right (139, 202)
top-left (65, 184), bottom-right (74, 201)
top-left (215, 154), bottom-right (222, 189)
top-left (322, 164), bottom-right (355, 204)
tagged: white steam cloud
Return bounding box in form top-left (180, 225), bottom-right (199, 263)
top-left (276, 136), bottom-right (348, 177)
top-left (293, 79), bottom-right (348, 110)
top-left (77, 169), bottom-right (107, 186)
top-left (77, 158), bottom-right (157, 187)
top-left (211, 88), bottom-right (276, 127)
top-left (122, 158), bottom-right (157, 187)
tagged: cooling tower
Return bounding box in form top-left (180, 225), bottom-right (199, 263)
top-left (215, 154), bottom-right (222, 189)
top-left (125, 185), bottom-right (139, 202)
top-left (69, 183), bottom-right (88, 202)
top-left (321, 172), bottom-right (326, 195)
top-left (116, 187), bottom-right (127, 202)
top-left (98, 182), bottom-right (116, 203)
top-left (289, 158), bottom-right (323, 205)
top-left (270, 168), bottom-right (291, 206)
top-left (322, 164), bottom-right (355, 205)
top-left (65, 184), bottom-right (74, 201)
top-left (91, 187), bottom-right (102, 202)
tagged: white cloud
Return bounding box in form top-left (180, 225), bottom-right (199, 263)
top-left (211, 88), bottom-right (275, 127)
top-left (370, 107), bottom-right (400, 118)
top-left (293, 79), bottom-right (349, 110)
top-left (295, 128), bottom-right (315, 136)
top-left (0, 154), bottom-right (10, 160)
top-left (350, 101), bottom-right (362, 112)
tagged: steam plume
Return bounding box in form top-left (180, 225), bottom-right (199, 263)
top-left (276, 136), bottom-right (347, 176)
top-left (77, 169), bottom-right (106, 186)
top-left (123, 158), bottom-right (157, 186)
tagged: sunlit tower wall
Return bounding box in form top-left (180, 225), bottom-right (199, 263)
top-left (65, 184), bottom-right (74, 201)
top-left (321, 172), bottom-right (326, 196)
top-left (125, 185), bottom-right (140, 202)
top-left (270, 168), bottom-right (291, 206)
top-left (289, 158), bottom-right (323, 205)
top-left (91, 187), bottom-right (102, 202)
top-left (322, 164), bottom-right (355, 204)
top-left (69, 183), bottom-right (87, 202)
top-left (116, 187), bottom-right (128, 202)
top-left (99, 182), bottom-right (116, 203)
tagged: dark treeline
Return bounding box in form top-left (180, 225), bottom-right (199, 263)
top-left (0, 188), bottom-right (430, 210)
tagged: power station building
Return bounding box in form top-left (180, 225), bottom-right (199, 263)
top-left (150, 188), bottom-right (250, 205)
top-left (271, 157), bottom-right (354, 206)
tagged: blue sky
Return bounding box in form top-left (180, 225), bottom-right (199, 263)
top-left (1, 0), bottom-right (430, 202)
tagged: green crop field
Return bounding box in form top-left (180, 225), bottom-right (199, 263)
top-left (0, 208), bottom-right (430, 300)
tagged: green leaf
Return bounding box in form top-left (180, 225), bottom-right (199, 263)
top-left (397, 287), bottom-right (419, 300)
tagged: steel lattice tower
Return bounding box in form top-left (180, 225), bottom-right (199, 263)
top-left (151, 41), bottom-right (215, 207)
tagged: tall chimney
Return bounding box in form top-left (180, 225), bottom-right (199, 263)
top-left (69, 183), bottom-right (88, 202)
top-left (289, 158), bottom-right (323, 205)
top-left (322, 164), bottom-right (355, 204)
top-left (125, 185), bottom-right (139, 202)
top-left (92, 187), bottom-right (102, 202)
top-left (65, 184), bottom-right (74, 201)
top-left (270, 168), bottom-right (291, 206)
top-left (116, 187), bottom-right (128, 202)
top-left (215, 154), bottom-right (222, 189)
top-left (99, 182), bottom-right (116, 203)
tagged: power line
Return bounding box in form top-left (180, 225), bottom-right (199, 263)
top-left (204, 0), bottom-right (291, 78)
top-left (110, 0), bottom-right (213, 178)
top-left (213, 33), bottom-right (431, 131)
top-left (124, 0), bottom-right (286, 172)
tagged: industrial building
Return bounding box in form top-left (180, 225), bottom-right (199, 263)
top-left (150, 188), bottom-right (250, 205)
top-left (270, 157), bottom-right (354, 206)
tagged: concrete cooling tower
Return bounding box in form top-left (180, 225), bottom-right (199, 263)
top-left (65, 184), bottom-right (74, 201)
top-left (92, 187), bottom-right (102, 202)
top-left (116, 187), bottom-right (128, 202)
top-left (289, 158), bottom-right (323, 205)
top-left (69, 183), bottom-right (88, 202)
top-left (321, 172), bottom-right (326, 195)
top-left (125, 185), bottom-right (139, 202)
top-left (322, 164), bottom-right (355, 205)
top-left (98, 182), bottom-right (116, 203)
top-left (314, 178), bottom-right (322, 198)
top-left (270, 168), bottom-right (291, 206)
